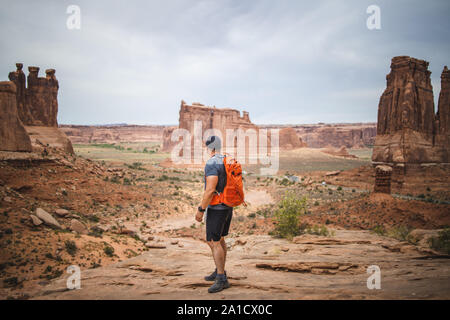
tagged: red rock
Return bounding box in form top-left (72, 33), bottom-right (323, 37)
top-left (69, 219), bottom-right (88, 234)
top-left (162, 100), bottom-right (265, 159)
top-left (0, 81), bottom-right (32, 152)
top-left (372, 56), bottom-right (449, 165)
top-left (5, 63), bottom-right (74, 154)
top-left (278, 127), bottom-right (306, 149)
top-left (284, 123), bottom-right (377, 149)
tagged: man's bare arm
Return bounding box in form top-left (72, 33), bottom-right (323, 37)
top-left (200, 175), bottom-right (218, 209)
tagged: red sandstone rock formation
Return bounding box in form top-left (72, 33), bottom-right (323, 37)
top-left (60, 125), bottom-right (167, 144)
top-left (0, 81), bottom-right (32, 152)
top-left (279, 127), bottom-right (307, 149)
top-left (372, 56), bottom-right (449, 165)
top-left (9, 65), bottom-right (59, 126)
top-left (2, 63), bottom-right (73, 154)
top-left (262, 123), bottom-right (376, 149)
top-left (374, 165), bottom-right (392, 194)
top-left (322, 146), bottom-right (357, 159)
top-left (162, 100), bottom-right (262, 155)
top-left (435, 66), bottom-right (450, 159)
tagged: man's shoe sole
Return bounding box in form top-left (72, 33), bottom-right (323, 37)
top-left (204, 276), bottom-right (216, 281)
top-left (208, 282), bottom-right (230, 293)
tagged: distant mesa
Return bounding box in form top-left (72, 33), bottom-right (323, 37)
top-left (161, 100), bottom-right (302, 155)
top-left (0, 63), bottom-right (73, 154)
top-left (162, 100), bottom-right (258, 155)
top-left (372, 56), bottom-right (450, 171)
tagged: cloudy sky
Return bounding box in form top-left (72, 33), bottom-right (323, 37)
top-left (0, 0), bottom-right (449, 125)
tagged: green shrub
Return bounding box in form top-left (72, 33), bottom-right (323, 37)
top-left (388, 226), bottom-right (411, 241)
top-left (372, 225), bottom-right (386, 236)
top-left (429, 228), bottom-right (450, 254)
top-left (3, 277), bottom-right (18, 288)
top-left (87, 214), bottom-right (99, 223)
top-left (110, 176), bottom-right (120, 184)
top-left (305, 224), bottom-right (332, 236)
top-left (104, 245), bottom-right (115, 257)
top-left (273, 192), bottom-right (307, 239)
top-left (65, 240), bottom-right (77, 256)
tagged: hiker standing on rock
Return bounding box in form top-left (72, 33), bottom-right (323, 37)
top-left (195, 135), bottom-right (245, 293)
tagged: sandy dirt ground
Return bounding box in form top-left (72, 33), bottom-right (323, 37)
top-left (1, 146), bottom-right (449, 299)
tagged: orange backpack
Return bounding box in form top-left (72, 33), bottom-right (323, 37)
top-left (210, 156), bottom-right (246, 207)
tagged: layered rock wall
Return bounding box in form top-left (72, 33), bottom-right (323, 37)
top-left (262, 123), bottom-right (376, 149)
top-left (60, 125), bottom-right (167, 144)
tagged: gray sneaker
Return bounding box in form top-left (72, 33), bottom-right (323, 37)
top-left (204, 269), bottom-right (227, 281)
top-left (208, 275), bottom-right (230, 293)
top-left (204, 269), bottom-right (217, 281)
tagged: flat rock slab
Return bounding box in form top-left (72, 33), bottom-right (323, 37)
top-left (31, 230), bottom-right (450, 300)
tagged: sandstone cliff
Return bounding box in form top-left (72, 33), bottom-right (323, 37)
top-left (261, 123), bottom-right (376, 149)
top-left (60, 125), bottom-right (167, 144)
top-left (0, 81), bottom-right (32, 152)
top-left (162, 100), bottom-right (263, 155)
top-left (372, 56), bottom-right (449, 165)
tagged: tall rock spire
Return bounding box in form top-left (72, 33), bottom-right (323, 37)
top-left (372, 56), bottom-right (449, 166)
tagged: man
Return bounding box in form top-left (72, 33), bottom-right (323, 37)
top-left (195, 135), bottom-right (232, 293)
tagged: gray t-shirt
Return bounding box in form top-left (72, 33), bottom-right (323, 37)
top-left (204, 154), bottom-right (229, 210)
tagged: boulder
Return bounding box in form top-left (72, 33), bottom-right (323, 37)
top-left (54, 209), bottom-right (69, 217)
top-left (69, 219), bottom-right (88, 234)
top-left (35, 208), bottom-right (61, 228)
top-left (30, 214), bottom-right (43, 226)
top-left (407, 229), bottom-right (441, 247)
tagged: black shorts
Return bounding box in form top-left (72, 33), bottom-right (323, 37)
top-left (206, 207), bottom-right (233, 241)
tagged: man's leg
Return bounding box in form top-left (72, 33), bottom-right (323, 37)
top-left (209, 240), bottom-right (225, 274)
top-left (207, 239), bottom-right (230, 293)
top-left (220, 236), bottom-right (227, 266)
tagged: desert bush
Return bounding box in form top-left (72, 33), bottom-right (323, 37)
top-left (3, 277), bottom-right (18, 288)
top-left (127, 162), bottom-right (145, 170)
top-left (65, 240), bottom-right (77, 256)
top-left (429, 228), bottom-right (450, 254)
top-left (305, 224), bottom-right (333, 236)
top-left (87, 214), bottom-right (99, 223)
top-left (273, 192), bottom-right (307, 239)
top-left (110, 176), bottom-right (120, 184)
top-left (372, 225), bottom-right (386, 236)
top-left (104, 245), bottom-right (115, 257)
top-left (388, 225), bottom-right (411, 241)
